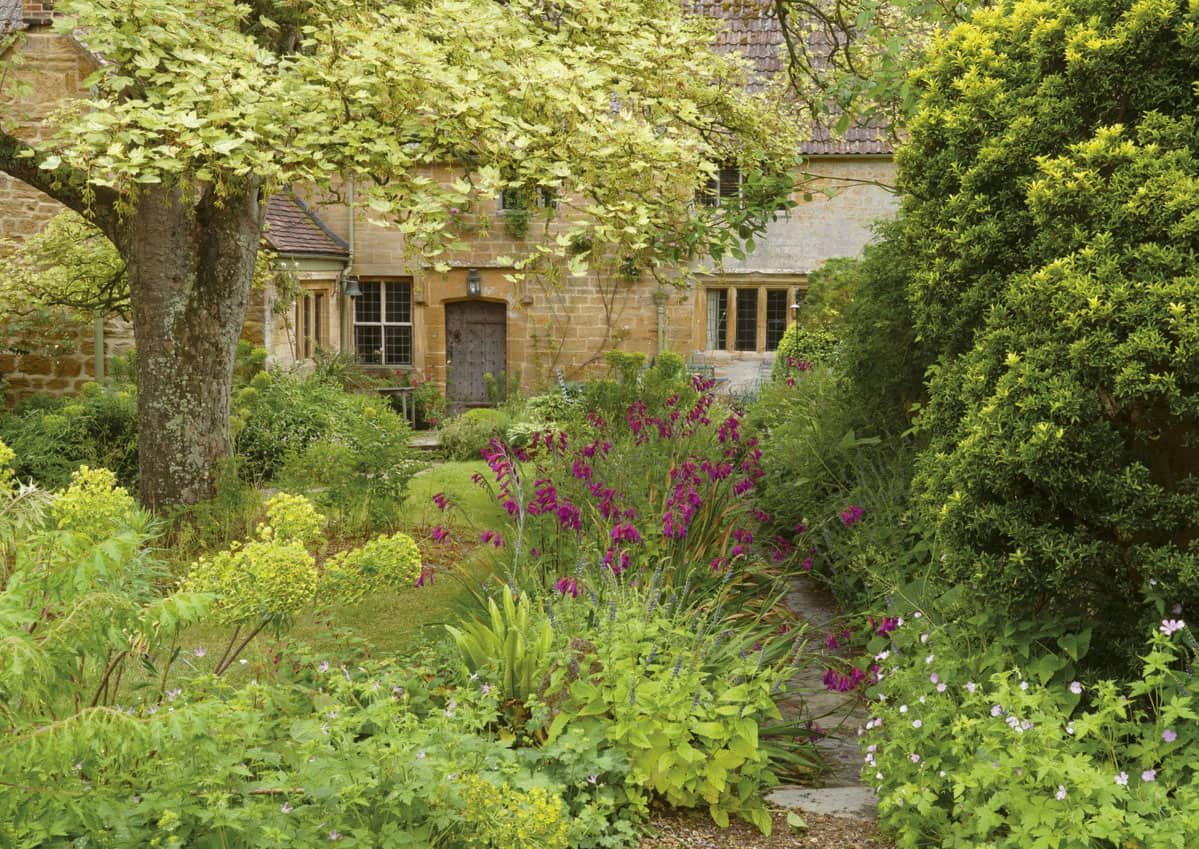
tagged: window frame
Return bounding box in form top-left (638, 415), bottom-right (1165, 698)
top-left (353, 278), bottom-right (414, 366)
top-left (297, 291), bottom-right (323, 360)
top-left (701, 281), bottom-right (802, 355)
top-left (697, 164), bottom-right (742, 208)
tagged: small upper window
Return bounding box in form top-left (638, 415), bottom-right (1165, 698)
top-left (498, 186), bottom-right (559, 213)
top-left (698, 164), bottom-right (742, 207)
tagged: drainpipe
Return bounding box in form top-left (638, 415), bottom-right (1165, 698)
top-left (92, 312), bottom-right (104, 383)
top-left (340, 177), bottom-right (356, 353)
top-left (653, 285), bottom-right (668, 356)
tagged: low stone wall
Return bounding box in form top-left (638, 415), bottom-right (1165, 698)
top-left (1, 315), bottom-right (134, 403)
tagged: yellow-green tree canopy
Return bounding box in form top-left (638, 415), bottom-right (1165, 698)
top-left (0, 0), bottom-right (803, 510)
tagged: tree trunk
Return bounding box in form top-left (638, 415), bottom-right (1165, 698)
top-left (125, 180), bottom-right (264, 512)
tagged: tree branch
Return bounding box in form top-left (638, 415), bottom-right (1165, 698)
top-left (0, 130), bottom-right (121, 243)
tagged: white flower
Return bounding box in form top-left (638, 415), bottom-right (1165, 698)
top-left (1069, 681), bottom-right (1082, 695)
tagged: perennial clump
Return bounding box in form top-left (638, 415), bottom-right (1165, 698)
top-left (183, 493), bottom-right (421, 626)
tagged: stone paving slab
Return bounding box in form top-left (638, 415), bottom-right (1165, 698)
top-left (777, 573), bottom-right (876, 816)
top-left (766, 786), bottom-right (878, 821)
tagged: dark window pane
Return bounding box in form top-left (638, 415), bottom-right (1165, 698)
top-left (355, 325), bottom-right (382, 364)
top-left (314, 294), bottom-right (323, 347)
top-left (355, 282), bottom-right (381, 324)
top-left (765, 290), bottom-right (788, 351)
top-left (735, 288), bottom-right (757, 351)
top-left (386, 282), bottom-right (411, 323)
top-left (384, 325), bottom-right (412, 365)
top-left (718, 166), bottom-right (741, 200)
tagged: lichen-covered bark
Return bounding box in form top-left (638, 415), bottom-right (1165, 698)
top-left (125, 181), bottom-right (263, 511)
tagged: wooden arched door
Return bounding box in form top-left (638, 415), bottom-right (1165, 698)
top-left (445, 300), bottom-right (506, 408)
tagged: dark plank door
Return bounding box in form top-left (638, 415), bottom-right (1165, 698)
top-left (445, 300), bottom-right (506, 407)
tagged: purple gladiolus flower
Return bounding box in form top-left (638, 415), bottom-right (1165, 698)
top-left (840, 505), bottom-right (865, 526)
top-left (555, 577), bottom-right (580, 598)
top-left (480, 530), bottom-right (503, 548)
top-left (431, 526), bottom-right (449, 543)
top-left (432, 492), bottom-right (450, 511)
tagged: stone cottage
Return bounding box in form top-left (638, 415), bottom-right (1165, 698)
top-left (0, 0), bottom-right (896, 406)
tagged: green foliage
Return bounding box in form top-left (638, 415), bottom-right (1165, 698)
top-left (752, 366), bottom-right (879, 525)
top-left (161, 462), bottom-right (264, 560)
top-left (0, 210), bottom-right (127, 317)
top-left (583, 354), bottom-right (698, 425)
top-left (604, 350), bottom-right (647, 385)
top-left (0, 381), bottom-right (139, 491)
top-left (484, 369), bottom-right (522, 407)
top-left (431, 379), bottom-right (820, 832)
top-left (440, 408), bottom-right (512, 461)
top-left (388, 370), bottom-right (447, 429)
top-left (183, 492), bottom-right (422, 671)
top-left (233, 371), bottom-right (420, 533)
top-left (231, 339), bottom-right (267, 390)
top-left (543, 580), bottom-right (806, 834)
top-left (827, 228), bottom-right (928, 432)
top-left (652, 351), bottom-right (686, 381)
top-left (764, 0), bottom-right (982, 137)
top-left (181, 493), bottom-right (324, 632)
top-left (0, 464), bottom-right (207, 723)
top-left (0, 652), bottom-right (609, 849)
top-left (770, 322), bottom-right (838, 380)
top-left (455, 773), bottom-right (570, 849)
top-left (864, 602), bottom-right (1199, 848)
top-left (308, 348), bottom-right (380, 393)
top-left (446, 592), bottom-right (554, 713)
top-left (887, 0), bottom-right (1199, 653)
top-left (321, 532), bottom-right (423, 605)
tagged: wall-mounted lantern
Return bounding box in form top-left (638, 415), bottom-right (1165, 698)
top-left (466, 267), bottom-right (482, 298)
top-left (789, 301), bottom-right (801, 319)
top-left (344, 276), bottom-right (363, 299)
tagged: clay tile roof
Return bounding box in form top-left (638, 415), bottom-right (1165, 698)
top-left (0, 0), bottom-right (23, 36)
top-left (689, 1), bottom-right (893, 156)
top-left (264, 193), bottom-right (349, 258)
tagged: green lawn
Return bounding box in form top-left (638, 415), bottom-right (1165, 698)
top-left (403, 459), bottom-right (506, 530)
